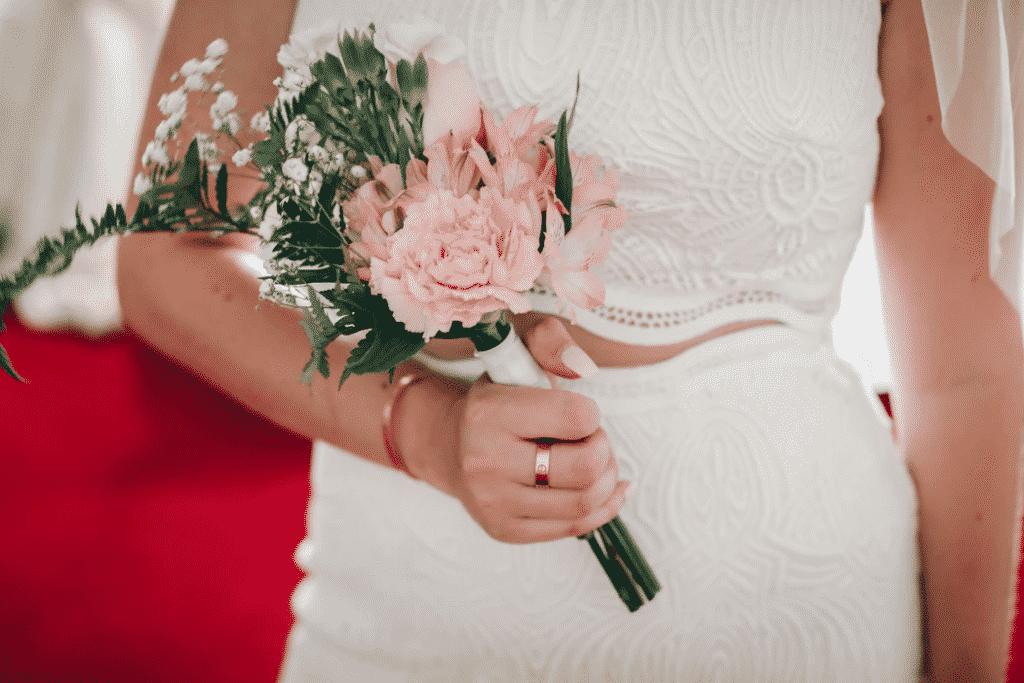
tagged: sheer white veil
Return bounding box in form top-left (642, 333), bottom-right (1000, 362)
top-left (920, 0), bottom-right (1023, 312)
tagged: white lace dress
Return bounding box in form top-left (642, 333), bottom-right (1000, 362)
top-left (278, 1), bottom-right (924, 680)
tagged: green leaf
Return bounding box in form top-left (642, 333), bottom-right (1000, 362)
top-left (554, 111), bottom-right (573, 235)
top-left (178, 139), bottom-right (202, 197)
top-left (412, 54), bottom-right (428, 91)
top-left (337, 294), bottom-right (425, 387)
top-left (0, 340), bottom-right (26, 383)
top-left (395, 59), bottom-right (413, 93)
top-left (215, 163), bottom-right (228, 217)
top-left (297, 285), bottom-right (344, 384)
top-left (361, 38), bottom-right (386, 82)
top-left (340, 32), bottom-right (364, 77)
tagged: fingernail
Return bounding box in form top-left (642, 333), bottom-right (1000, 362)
top-left (561, 346), bottom-right (599, 378)
top-left (625, 482), bottom-right (637, 499)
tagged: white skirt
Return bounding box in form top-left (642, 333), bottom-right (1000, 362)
top-left (278, 324), bottom-right (922, 682)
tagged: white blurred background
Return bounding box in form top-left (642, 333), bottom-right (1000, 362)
top-left (0, 0), bottom-right (897, 395)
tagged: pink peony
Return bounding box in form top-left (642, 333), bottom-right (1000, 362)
top-left (368, 185), bottom-right (544, 341)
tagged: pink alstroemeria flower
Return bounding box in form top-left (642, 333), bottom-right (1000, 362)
top-left (343, 155), bottom-right (427, 280)
top-left (538, 152), bottom-right (627, 322)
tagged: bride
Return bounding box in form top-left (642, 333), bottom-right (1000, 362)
top-left (116, 0), bottom-right (1023, 681)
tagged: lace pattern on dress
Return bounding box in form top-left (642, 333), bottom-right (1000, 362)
top-left (289, 0), bottom-right (885, 345)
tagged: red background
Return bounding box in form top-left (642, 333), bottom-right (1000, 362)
top-left (1, 309), bottom-right (1022, 682)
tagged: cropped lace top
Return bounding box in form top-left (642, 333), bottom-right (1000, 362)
top-left (290, 0), bottom-right (1023, 347)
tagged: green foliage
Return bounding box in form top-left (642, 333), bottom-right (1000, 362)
top-left (0, 202), bottom-right (133, 381)
top-left (291, 277), bottom-right (426, 387)
top-left (216, 163), bottom-right (229, 216)
top-left (554, 111), bottom-right (573, 235)
top-left (0, 134), bottom-right (257, 382)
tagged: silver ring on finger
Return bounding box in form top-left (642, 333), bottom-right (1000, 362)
top-left (534, 443), bottom-right (551, 488)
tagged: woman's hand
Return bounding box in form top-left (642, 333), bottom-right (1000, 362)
top-left (517, 314), bottom-right (602, 389)
top-left (400, 314), bottom-right (627, 544)
top-left (437, 317), bottom-right (624, 544)
top-left (446, 376), bottom-right (631, 544)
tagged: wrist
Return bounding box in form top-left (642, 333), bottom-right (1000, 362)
top-left (393, 369), bottom-right (467, 497)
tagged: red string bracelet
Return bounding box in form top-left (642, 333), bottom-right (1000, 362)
top-left (381, 371), bottom-right (430, 477)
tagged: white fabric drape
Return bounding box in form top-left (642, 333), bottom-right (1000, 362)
top-left (1, 0), bottom-right (171, 335)
top-left (920, 0), bottom-right (1023, 312)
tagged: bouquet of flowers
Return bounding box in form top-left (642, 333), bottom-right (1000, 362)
top-left (0, 20), bottom-right (660, 612)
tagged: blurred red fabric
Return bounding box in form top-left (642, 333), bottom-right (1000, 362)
top-left (2, 308), bottom-right (1023, 682)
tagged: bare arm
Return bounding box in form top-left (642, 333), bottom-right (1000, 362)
top-left (117, 0), bottom-right (628, 542)
top-left (117, 0), bottom-right (465, 479)
top-left (874, 1), bottom-right (1024, 680)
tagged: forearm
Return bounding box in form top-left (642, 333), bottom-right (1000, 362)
top-left (891, 329), bottom-right (1024, 681)
top-left (117, 231), bottom-right (466, 476)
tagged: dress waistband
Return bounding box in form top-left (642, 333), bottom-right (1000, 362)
top-left (414, 323), bottom-right (833, 394)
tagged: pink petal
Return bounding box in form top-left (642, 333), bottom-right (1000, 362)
top-left (405, 158), bottom-right (429, 186)
top-left (559, 269), bottom-right (605, 309)
top-left (422, 58), bottom-right (482, 147)
top-left (467, 143), bottom-right (500, 189)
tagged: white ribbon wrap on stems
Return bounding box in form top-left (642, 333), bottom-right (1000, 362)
top-left (473, 329), bottom-right (552, 390)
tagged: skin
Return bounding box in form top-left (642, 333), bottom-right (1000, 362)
top-left (116, 0), bottom-right (1022, 680)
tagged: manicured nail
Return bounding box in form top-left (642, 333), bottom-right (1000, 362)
top-left (561, 346), bottom-right (599, 378)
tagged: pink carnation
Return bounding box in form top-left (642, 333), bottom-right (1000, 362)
top-left (368, 185), bottom-right (544, 341)
top-left (341, 93), bottom-right (624, 336)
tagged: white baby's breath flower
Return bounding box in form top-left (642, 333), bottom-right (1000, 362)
top-left (249, 205), bottom-right (263, 222)
top-left (284, 116), bottom-right (320, 153)
top-left (184, 72), bottom-right (207, 92)
top-left (349, 165), bottom-right (366, 179)
top-left (200, 57), bottom-right (220, 74)
top-left (284, 119), bottom-right (300, 152)
top-left (212, 81), bottom-right (225, 93)
top-left (298, 123), bottom-right (320, 146)
top-left (141, 140), bottom-right (170, 167)
top-left (250, 112), bottom-right (271, 134)
top-left (223, 112), bottom-right (240, 135)
top-left (133, 173), bottom-right (152, 196)
top-left (374, 15), bottom-right (465, 65)
top-left (205, 38), bottom-right (228, 59)
top-left (164, 106), bottom-right (186, 131)
top-left (306, 169), bottom-right (323, 197)
top-left (257, 202), bottom-right (283, 240)
top-left (157, 88), bottom-right (187, 116)
top-left (154, 118), bottom-right (173, 141)
top-left (279, 70), bottom-right (310, 94)
top-left (180, 58), bottom-right (205, 77)
top-left (208, 162), bottom-right (222, 173)
top-left (210, 90), bottom-right (237, 118)
top-left (195, 133), bottom-right (220, 163)
top-left (305, 144), bottom-right (330, 167)
top-left (232, 148), bottom-right (252, 167)
top-left (282, 158), bottom-right (309, 183)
